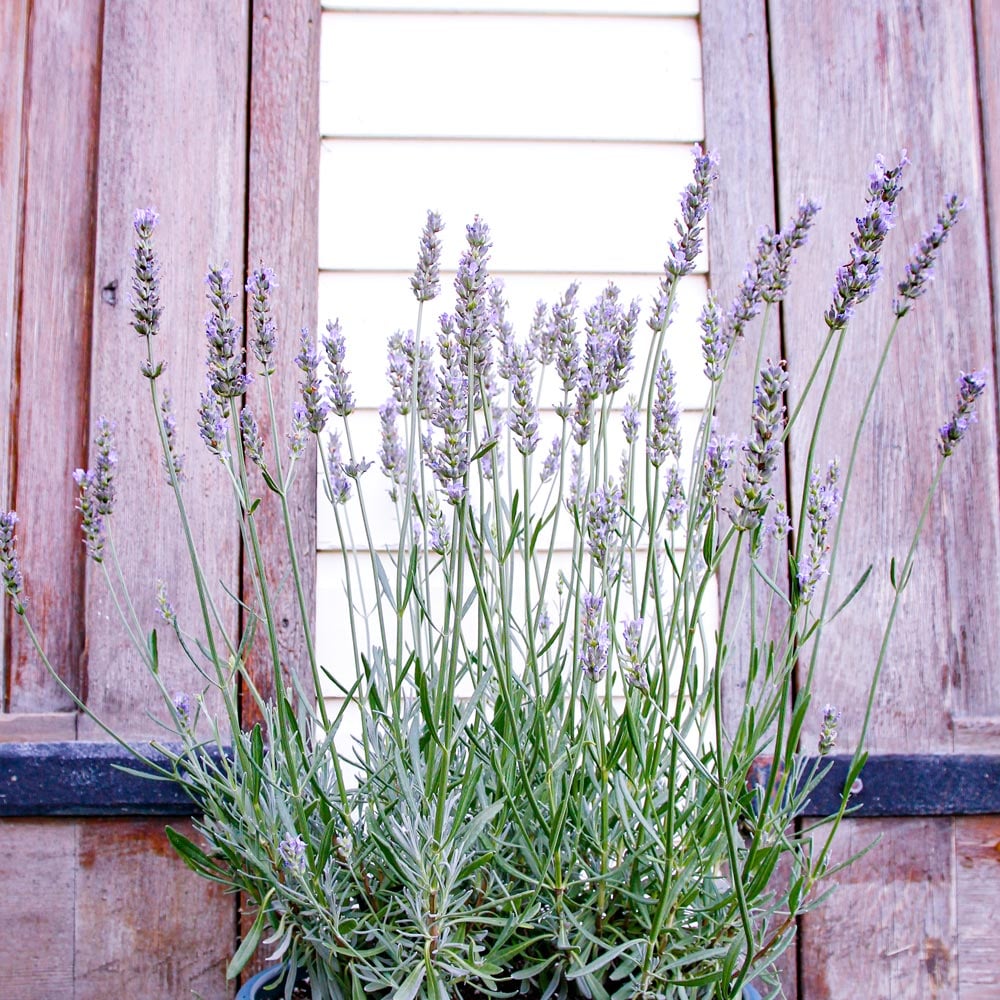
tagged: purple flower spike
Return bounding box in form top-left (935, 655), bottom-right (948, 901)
top-left (92, 418), bottom-right (117, 517)
top-left (939, 369), bottom-right (988, 457)
top-left (818, 705), bottom-right (842, 755)
top-left (198, 387), bottom-right (229, 460)
top-left (894, 194), bottom-right (965, 318)
top-left (278, 832), bottom-right (307, 875)
top-left (732, 360), bottom-right (789, 530)
top-left (297, 328), bottom-right (330, 433)
top-left (74, 468), bottom-right (106, 563)
top-left (621, 617), bottom-right (647, 691)
top-left (159, 392), bottom-right (186, 484)
top-left (647, 353), bottom-right (682, 467)
top-left (508, 342), bottom-right (540, 456)
top-left (586, 480), bottom-right (623, 570)
top-left (411, 210), bottom-right (444, 303)
top-left (664, 145), bottom-right (719, 280)
top-left (540, 436), bottom-right (562, 484)
top-left (0, 510), bottom-right (26, 611)
top-left (579, 592), bottom-right (610, 682)
top-left (325, 431), bottom-right (352, 504)
top-left (699, 293), bottom-right (728, 382)
top-left (205, 265), bottom-right (253, 398)
top-left (322, 320), bottom-right (355, 419)
top-left (172, 691), bottom-right (192, 725)
top-left (825, 153), bottom-right (908, 331)
top-left (130, 208), bottom-right (162, 341)
top-left (762, 198), bottom-right (821, 304)
top-left (553, 283), bottom-right (581, 401)
top-left (240, 406), bottom-right (266, 469)
top-left (797, 460), bottom-right (842, 603)
top-left (246, 265), bottom-right (278, 373)
top-left (378, 400), bottom-right (407, 501)
top-left (156, 580), bottom-right (177, 626)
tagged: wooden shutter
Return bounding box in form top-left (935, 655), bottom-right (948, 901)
top-left (0, 2), bottom-right (318, 997)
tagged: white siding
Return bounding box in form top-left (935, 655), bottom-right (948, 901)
top-left (316, 3), bottom-right (706, 711)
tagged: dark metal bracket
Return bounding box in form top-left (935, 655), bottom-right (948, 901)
top-left (1, 743), bottom-right (999, 818)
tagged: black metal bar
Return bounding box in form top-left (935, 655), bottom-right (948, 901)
top-left (2, 745), bottom-right (1000, 818)
top-left (0, 742), bottom-right (226, 817)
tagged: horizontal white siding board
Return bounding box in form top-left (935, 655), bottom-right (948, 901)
top-left (321, 13), bottom-right (703, 142)
top-left (318, 271), bottom-right (711, 409)
top-left (324, 3), bottom-right (698, 15)
top-left (318, 139), bottom-right (704, 273)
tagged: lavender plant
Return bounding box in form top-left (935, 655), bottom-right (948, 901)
top-left (1, 152), bottom-right (985, 1000)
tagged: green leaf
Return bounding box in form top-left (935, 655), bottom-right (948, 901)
top-left (248, 497), bottom-right (262, 515)
top-left (829, 563), bottom-right (873, 620)
top-left (226, 891), bottom-right (273, 979)
top-left (165, 826), bottom-right (222, 879)
top-left (392, 963), bottom-right (426, 1000)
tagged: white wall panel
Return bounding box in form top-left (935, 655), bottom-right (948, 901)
top-left (319, 139), bottom-right (704, 273)
top-left (321, 13), bottom-right (703, 142)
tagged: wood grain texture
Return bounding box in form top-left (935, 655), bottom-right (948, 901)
top-left (74, 818), bottom-right (231, 1000)
top-left (0, 710), bottom-right (75, 742)
top-left (0, 819), bottom-right (76, 999)
top-left (767, 2), bottom-right (998, 998)
top-left (800, 818), bottom-right (957, 1000)
top-left (80, 0), bottom-right (249, 739)
top-left (242, 0), bottom-right (321, 716)
top-left (0, 0), bottom-right (28, 711)
top-left (955, 815), bottom-right (1000, 997)
top-left (7, 0), bottom-right (104, 713)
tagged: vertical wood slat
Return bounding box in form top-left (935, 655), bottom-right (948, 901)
top-left (764, 1), bottom-right (999, 996)
top-left (700, 4), bottom-right (796, 996)
top-left (7, 0), bottom-right (104, 713)
top-left (240, 0), bottom-right (321, 980)
top-left (242, 0), bottom-right (320, 717)
top-left (0, 0), bottom-right (28, 711)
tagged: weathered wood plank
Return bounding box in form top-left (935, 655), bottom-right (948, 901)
top-left (74, 817), bottom-right (230, 1000)
top-left (955, 815), bottom-right (1000, 998)
top-left (768, 2), bottom-right (998, 997)
top-left (0, 711), bottom-right (75, 742)
top-left (0, 0), bottom-right (28, 710)
top-left (0, 819), bottom-right (76, 999)
top-left (7, 0), bottom-right (104, 713)
top-left (800, 818), bottom-right (957, 999)
top-left (81, 0), bottom-right (249, 739)
top-left (321, 12), bottom-right (703, 142)
top-left (323, 1), bottom-right (699, 12)
top-left (242, 0), bottom-right (321, 716)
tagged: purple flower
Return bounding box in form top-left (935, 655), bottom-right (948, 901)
top-left (566, 449), bottom-right (584, 513)
top-left (579, 592), bottom-right (611, 681)
top-left (386, 329), bottom-right (434, 419)
top-left (325, 431), bottom-right (351, 504)
top-left (411, 210), bottom-right (444, 302)
top-left (699, 293), bottom-right (728, 381)
top-left (0, 510), bottom-right (25, 610)
top-left (818, 705), bottom-right (841, 755)
top-left (427, 501), bottom-right (450, 555)
top-left (540, 436), bottom-right (562, 484)
top-left (825, 153), bottom-right (908, 330)
top-left (647, 353), bottom-right (682, 467)
top-left (322, 319), bottom-right (355, 418)
top-left (156, 580), bottom-right (177, 626)
top-left (586, 481), bottom-right (623, 569)
top-left (73, 468), bottom-right (106, 562)
top-left (378, 400), bottom-right (407, 501)
top-left (732, 360), bottom-right (789, 530)
top-left (939, 369), bottom-right (988, 457)
top-left (701, 430), bottom-right (736, 511)
top-left (797, 460), bottom-right (841, 602)
top-left (297, 328), bottom-right (330, 433)
top-left (762, 198), bottom-right (821, 304)
top-left (205, 266), bottom-right (253, 398)
top-left (491, 281), bottom-right (515, 378)
top-left (198, 387), bottom-right (229, 460)
top-left (240, 406), bottom-right (265, 469)
top-left (663, 466), bottom-right (687, 529)
top-left (894, 194), bottom-right (965, 317)
top-left (621, 617), bottom-right (646, 691)
top-left (507, 342), bottom-right (540, 456)
top-left (622, 399), bottom-right (640, 444)
top-left (172, 691), bottom-right (192, 725)
top-left (428, 334), bottom-right (471, 505)
top-left (278, 832), bottom-right (307, 874)
top-left (159, 392), bottom-right (186, 484)
top-left (92, 418), bottom-right (117, 516)
top-left (529, 299), bottom-right (553, 365)
top-left (553, 283), bottom-right (581, 398)
top-left (664, 145), bottom-right (719, 279)
top-left (246, 265), bottom-right (278, 373)
top-left (289, 404), bottom-right (308, 461)
top-left (130, 208), bottom-right (162, 341)
top-left (454, 217), bottom-right (495, 403)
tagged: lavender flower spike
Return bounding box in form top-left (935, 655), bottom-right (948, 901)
top-left (411, 210), bottom-right (444, 302)
top-left (646, 353), bottom-right (682, 467)
top-left (246, 265), bottom-right (278, 373)
top-left (297, 328), bottom-right (330, 433)
top-left (939, 369), bottom-right (988, 457)
top-left (579, 592), bottom-right (610, 681)
top-left (205, 265), bottom-right (253, 398)
top-left (664, 145), bottom-right (719, 280)
top-left (818, 705), bottom-right (842, 755)
top-left (797, 460), bottom-right (842, 603)
top-left (322, 319), bottom-right (355, 418)
top-left (278, 832), bottom-right (307, 874)
top-left (894, 194), bottom-right (965, 317)
top-left (508, 342), bottom-right (540, 456)
top-left (0, 511), bottom-right (26, 612)
top-left (159, 392), bottom-right (186, 484)
top-left (74, 468), bottom-right (106, 562)
top-left (130, 208), bottom-right (162, 342)
top-left (92, 418), bottom-right (117, 516)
